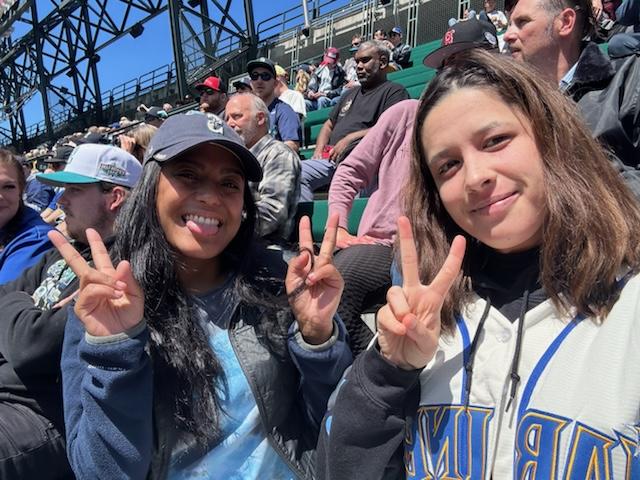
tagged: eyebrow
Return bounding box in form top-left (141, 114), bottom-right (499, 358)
top-left (427, 121), bottom-right (505, 164)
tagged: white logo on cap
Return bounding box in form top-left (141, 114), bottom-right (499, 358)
top-left (485, 32), bottom-right (497, 46)
top-left (207, 114), bottom-right (224, 134)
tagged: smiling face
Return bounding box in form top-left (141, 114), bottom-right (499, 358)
top-left (422, 87), bottom-right (546, 253)
top-left (156, 143), bottom-right (245, 272)
top-left (0, 162), bottom-right (22, 229)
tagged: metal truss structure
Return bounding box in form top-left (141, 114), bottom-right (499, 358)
top-left (0, 0), bottom-right (257, 150)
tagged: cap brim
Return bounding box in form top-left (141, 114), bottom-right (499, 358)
top-left (148, 137), bottom-right (262, 182)
top-left (36, 171), bottom-right (100, 187)
top-left (247, 61), bottom-right (275, 76)
top-left (423, 42), bottom-right (491, 69)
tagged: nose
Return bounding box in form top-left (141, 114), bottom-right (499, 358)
top-left (195, 182), bottom-right (223, 205)
top-left (463, 155), bottom-right (496, 193)
top-left (504, 24), bottom-right (517, 43)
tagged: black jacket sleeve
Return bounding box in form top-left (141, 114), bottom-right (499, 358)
top-left (316, 346), bottom-right (421, 480)
top-left (0, 249), bottom-right (77, 379)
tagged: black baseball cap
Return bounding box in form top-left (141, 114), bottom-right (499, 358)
top-left (145, 106), bottom-right (168, 120)
top-left (143, 112), bottom-right (262, 182)
top-left (423, 19), bottom-right (498, 69)
top-left (247, 57), bottom-right (276, 77)
top-left (45, 145), bottom-right (75, 164)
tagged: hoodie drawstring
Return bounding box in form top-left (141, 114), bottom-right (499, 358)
top-left (463, 298), bottom-right (492, 410)
top-left (505, 288), bottom-right (530, 413)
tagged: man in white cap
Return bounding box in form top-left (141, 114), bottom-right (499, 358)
top-left (0, 144), bottom-right (142, 478)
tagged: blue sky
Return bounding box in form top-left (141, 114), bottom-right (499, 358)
top-left (10, 0), bottom-right (319, 137)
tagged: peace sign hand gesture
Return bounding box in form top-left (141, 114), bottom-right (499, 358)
top-left (286, 213), bottom-right (344, 345)
top-left (48, 228), bottom-right (145, 337)
top-left (377, 217), bottom-right (466, 371)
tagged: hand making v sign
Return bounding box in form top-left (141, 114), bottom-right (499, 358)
top-left (286, 213), bottom-right (344, 345)
top-left (48, 228), bottom-right (145, 337)
top-left (377, 216), bottom-right (466, 370)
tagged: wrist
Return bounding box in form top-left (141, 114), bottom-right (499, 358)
top-left (299, 323), bottom-right (334, 345)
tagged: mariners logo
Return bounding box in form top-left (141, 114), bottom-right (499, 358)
top-left (207, 114), bottom-right (224, 134)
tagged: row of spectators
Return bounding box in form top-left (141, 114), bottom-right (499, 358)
top-left (0, 0), bottom-right (639, 476)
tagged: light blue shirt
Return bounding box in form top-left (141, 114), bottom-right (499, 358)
top-left (168, 281), bottom-right (296, 480)
top-left (559, 62), bottom-right (578, 92)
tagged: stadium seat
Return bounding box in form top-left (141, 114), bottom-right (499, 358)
top-left (296, 197), bottom-right (368, 241)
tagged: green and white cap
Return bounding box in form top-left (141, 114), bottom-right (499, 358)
top-left (37, 143), bottom-right (142, 188)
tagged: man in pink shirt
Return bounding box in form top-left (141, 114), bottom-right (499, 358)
top-left (329, 99), bottom-right (418, 354)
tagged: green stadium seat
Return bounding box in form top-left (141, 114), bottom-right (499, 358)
top-left (295, 198), bottom-right (369, 241)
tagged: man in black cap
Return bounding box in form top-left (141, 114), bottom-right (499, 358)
top-left (423, 18), bottom-right (499, 69)
top-left (388, 27), bottom-right (413, 69)
top-left (247, 57), bottom-right (301, 153)
top-left (143, 106), bottom-right (168, 128)
top-left (232, 76), bottom-right (252, 93)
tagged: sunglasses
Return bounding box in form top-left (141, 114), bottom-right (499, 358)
top-left (249, 71), bottom-right (273, 81)
top-left (201, 88), bottom-right (218, 95)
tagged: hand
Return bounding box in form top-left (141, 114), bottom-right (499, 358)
top-left (336, 227), bottom-right (378, 249)
top-left (48, 228), bottom-right (145, 337)
top-left (286, 213), bottom-right (344, 345)
top-left (329, 136), bottom-right (352, 162)
top-left (377, 217), bottom-right (465, 370)
top-left (118, 135), bottom-right (136, 154)
top-left (592, 0), bottom-right (603, 19)
top-left (199, 102), bottom-right (210, 113)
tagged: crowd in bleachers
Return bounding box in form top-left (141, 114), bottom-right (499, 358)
top-left (0, 0), bottom-right (640, 477)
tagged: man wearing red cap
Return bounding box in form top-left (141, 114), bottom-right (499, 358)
top-left (305, 47), bottom-right (346, 111)
top-left (194, 76), bottom-right (228, 117)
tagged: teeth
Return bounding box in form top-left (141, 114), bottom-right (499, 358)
top-left (184, 214), bottom-right (220, 226)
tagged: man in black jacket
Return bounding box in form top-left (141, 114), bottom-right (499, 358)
top-left (0, 144), bottom-right (141, 479)
top-left (505, 0), bottom-right (640, 174)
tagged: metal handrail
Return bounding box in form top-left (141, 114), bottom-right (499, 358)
top-left (21, 0), bottom-right (391, 144)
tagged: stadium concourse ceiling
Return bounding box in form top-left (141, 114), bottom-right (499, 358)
top-left (0, 0), bottom-right (258, 149)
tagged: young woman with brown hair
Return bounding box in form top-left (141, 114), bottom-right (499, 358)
top-left (317, 49), bottom-right (640, 479)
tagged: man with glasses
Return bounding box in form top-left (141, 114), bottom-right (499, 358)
top-left (504, 0), bottom-right (640, 170)
top-left (0, 143), bottom-right (141, 479)
top-left (248, 57), bottom-right (302, 153)
top-left (194, 76), bottom-right (228, 117)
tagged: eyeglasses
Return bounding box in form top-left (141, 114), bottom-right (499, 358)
top-left (352, 43), bottom-right (360, 48)
top-left (249, 71), bottom-right (273, 81)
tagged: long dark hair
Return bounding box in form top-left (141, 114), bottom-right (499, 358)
top-left (0, 150), bottom-right (26, 248)
top-left (112, 157), bottom-right (286, 448)
top-left (405, 49), bottom-right (640, 333)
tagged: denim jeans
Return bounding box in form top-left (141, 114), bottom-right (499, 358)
top-left (300, 159), bottom-right (336, 201)
top-left (305, 95), bottom-right (339, 111)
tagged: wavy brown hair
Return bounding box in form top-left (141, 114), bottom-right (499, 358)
top-left (405, 49), bottom-right (640, 333)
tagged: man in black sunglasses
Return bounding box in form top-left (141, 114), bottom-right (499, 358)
top-left (247, 57), bottom-right (302, 153)
top-left (194, 76), bottom-right (228, 117)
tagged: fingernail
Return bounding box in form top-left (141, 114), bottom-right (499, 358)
top-left (115, 281), bottom-right (127, 290)
top-left (112, 290), bottom-right (124, 298)
top-left (307, 273), bottom-right (316, 282)
top-left (405, 314), bottom-right (417, 330)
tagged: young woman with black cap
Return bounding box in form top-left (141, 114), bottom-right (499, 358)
top-left (51, 112), bottom-right (352, 479)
